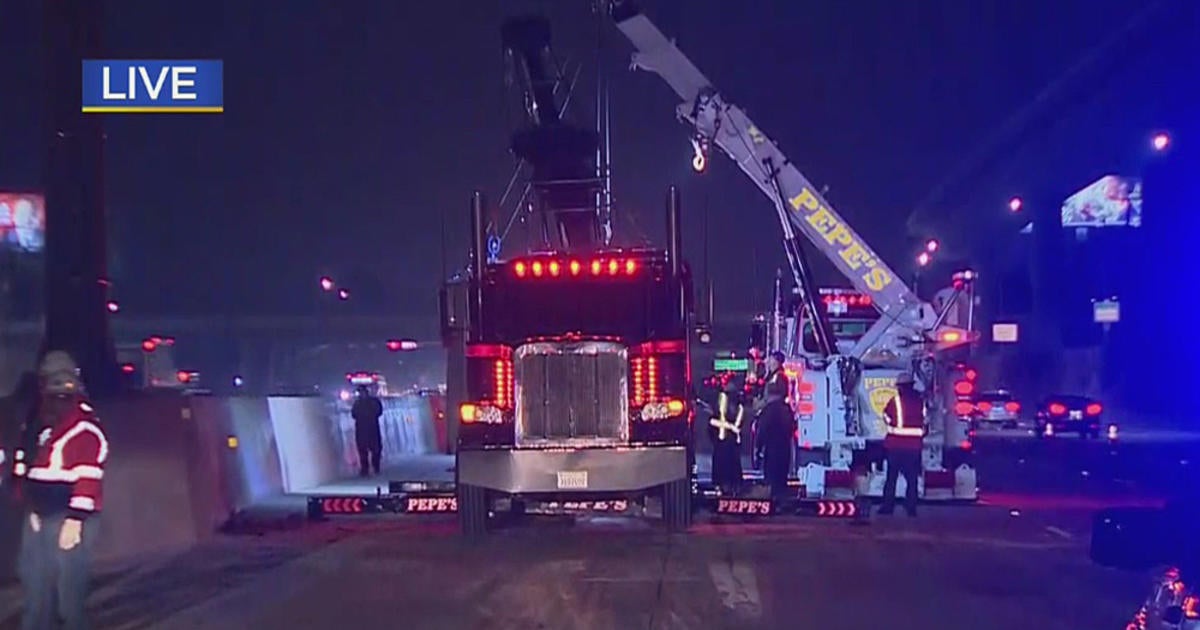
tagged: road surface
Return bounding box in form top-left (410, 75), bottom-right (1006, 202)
top-left (1, 427), bottom-right (1195, 629)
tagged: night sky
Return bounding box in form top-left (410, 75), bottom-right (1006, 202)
top-left (0, 0), bottom-right (1194, 320)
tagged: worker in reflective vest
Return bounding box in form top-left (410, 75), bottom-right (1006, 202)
top-left (758, 351), bottom-right (794, 498)
top-left (707, 376), bottom-right (745, 495)
top-left (19, 351), bottom-right (108, 630)
top-left (880, 372), bottom-right (925, 517)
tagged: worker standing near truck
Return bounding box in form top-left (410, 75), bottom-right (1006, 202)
top-left (19, 351), bottom-right (108, 630)
top-left (351, 385), bottom-right (384, 477)
top-left (707, 375), bottom-right (745, 496)
top-left (759, 351), bottom-right (794, 498)
top-left (880, 372), bottom-right (925, 517)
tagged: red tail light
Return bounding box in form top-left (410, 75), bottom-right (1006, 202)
top-left (1004, 401), bottom-right (1020, 413)
top-left (1085, 403), bottom-right (1102, 416)
top-left (977, 401), bottom-right (992, 412)
top-left (631, 356), bottom-right (659, 406)
top-left (964, 369), bottom-right (978, 381)
top-left (630, 340), bottom-right (687, 418)
top-left (465, 344), bottom-right (513, 411)
top-left (954, 401), bottom-right (974, 416)
top-left (1048, 402), bottom-right (1067, 415)
top-left (954, 381), bottom-right (974, 396)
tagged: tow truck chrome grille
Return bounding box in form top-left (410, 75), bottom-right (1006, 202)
top-left (514, 341), bottom-right (628, 445)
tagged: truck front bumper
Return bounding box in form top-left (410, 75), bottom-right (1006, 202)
top-left (458, 446), bottom-right (688, 494)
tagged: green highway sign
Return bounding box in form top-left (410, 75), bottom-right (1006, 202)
top-left (713, 358), bottom-right (750, 372)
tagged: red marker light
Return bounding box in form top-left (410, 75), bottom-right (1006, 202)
top-left (319, 276), bottom-right (335, 291)
top-left (607, 259), bottom-right (619, 276)
top-left (531, 261), bottom-right (544, 277)
top-left (141, 339), bottom-right (157, 352)
top-left (386, 339), bottom-right (402, 352)
top-left (569, 260), bottom-right (581, 276)
top-left (624, 259), bottom-right (637, 275)
top-left (964, 368), bottom-right (978, 381)
top-left (954, 401), bottom-right (974, 416)
top-left (953, 380), bottom-right (974, 396)
top-left (548, 260), bottom-right (561, 277)
top-left (176, 371), bottom-right (191, 383)
top-left (120, 363), bottom-right (135, 374)
top-left (591, 260), bottom-right (602, 275)
top-left (514, 261), bottom-right (527, 278)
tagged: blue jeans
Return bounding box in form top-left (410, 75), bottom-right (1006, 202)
top-left (18, 513), bottom-right (95, 630)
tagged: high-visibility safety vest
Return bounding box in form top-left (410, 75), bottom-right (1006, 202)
top-left (709, 391), bottom-right (744, 442)
top-left (883, 390), bottom-right (926, 438)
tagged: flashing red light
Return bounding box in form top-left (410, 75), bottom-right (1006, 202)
top-left (120, 363), bottom-right (135, 374)
top-left (514, 261), bottom-right (527, 278)
top-left (1048, 402), bottom-right (1067, 415)
top-left (176, 370), bottom-right (191, 384)
top-left (1152, 133), bottom-right (1170, 152)
top-left (954, 401), bottom-right (974, 416)
top-left (1085, 402), bottom-right (1102, 416)
top-left (1005, 401), bottom-right (1020, 413)
top-left (141, 339), bottom-right (157, 352)
top-left (953, 380), bottom-right (974, 396)
top-left (548, 260), bottom-right (561, 277)
top-left (964, 368), bottom-right (978, 381)
top-left (569, 260), bottom-right (581, 276)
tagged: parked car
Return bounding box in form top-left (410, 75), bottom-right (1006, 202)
top-left (1034, 394), bottom-right (1110, 439)
top-left (972, 390), bottom-right (1021, 429)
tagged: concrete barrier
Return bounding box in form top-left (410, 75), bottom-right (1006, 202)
top-left (1, 391), bottom-right (439, 576)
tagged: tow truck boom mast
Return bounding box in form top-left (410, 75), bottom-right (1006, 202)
top-left (608, 2), bottom-right (930, 360)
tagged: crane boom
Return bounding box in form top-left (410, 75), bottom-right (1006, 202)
top-left (609, 3), bottom-right (930, 360)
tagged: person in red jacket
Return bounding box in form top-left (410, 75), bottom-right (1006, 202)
top-left (18, 351), bottom-right (107, 630)
top-left (879, 371), bottom-right (925, 517)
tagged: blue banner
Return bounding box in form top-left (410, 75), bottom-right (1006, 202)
top-left (82, 59), bottom-right (223, 113)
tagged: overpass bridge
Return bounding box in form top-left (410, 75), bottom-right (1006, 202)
top-left (0, 311), bottom-right (765, 394)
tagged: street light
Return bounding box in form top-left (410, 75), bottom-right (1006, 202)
top-left (319, 276), bottom-right (335, 291)
top-left (1008, 197), bottom-right (1023, 212)
top-left (1153, 132), bottom-right (1170, 152)
top-left (924, 239), bottom-right (939, 253)
top-left (916, 252), bottom-right (931, 267)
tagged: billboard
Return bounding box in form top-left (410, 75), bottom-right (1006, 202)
top-left (1061, 175), bottom-right (1142, 228)
top-left (0, 193), bottom-right (46, 253)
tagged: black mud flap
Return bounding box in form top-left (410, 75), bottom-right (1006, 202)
top-left (458, 483), bottom-right (490, 539)
top-left (663, 478), bottom-right (693, 532)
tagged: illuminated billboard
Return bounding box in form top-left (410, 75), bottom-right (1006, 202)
top-left (0, 193), bottom-right (46, 253)
top-left (1061, 175), bottom-right (1142, 228)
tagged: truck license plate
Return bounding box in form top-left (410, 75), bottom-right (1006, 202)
top-left (1069, 410), bottom-right (1083, 420)
top-left (556, 470), bottom-right (589, 490)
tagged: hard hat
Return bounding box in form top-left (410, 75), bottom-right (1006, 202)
top-left (39, 351), bottom-right (84, 395)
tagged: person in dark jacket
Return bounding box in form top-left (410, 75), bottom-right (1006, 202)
top-left (351, 385), bottom-right (384, 477)
top-left (758, 351), bottom-right (794, 498)
top-left (880, 372), bottom-right (925, 517)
